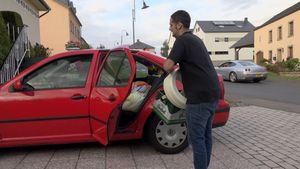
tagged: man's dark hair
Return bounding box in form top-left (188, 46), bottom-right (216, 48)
top-left (171, 10), bottom-right (191, 28)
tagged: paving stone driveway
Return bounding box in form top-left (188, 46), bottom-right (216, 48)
top-left (0, 106), bottom-right (299, 169)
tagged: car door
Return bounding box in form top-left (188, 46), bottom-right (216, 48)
top-left (0, 54), bottom-right (95, 144)
top-left (89, 48), bottom-right (135, 145)
top-left (219, 62), bottom-right (231, 79)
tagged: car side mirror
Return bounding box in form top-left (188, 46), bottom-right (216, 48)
top-left (13, 80), bottom-right (23, 91)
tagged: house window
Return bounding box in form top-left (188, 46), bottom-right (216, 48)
top-left (277, 26), bottom-right (282, 40)
top-left (288, 21), bottom-right (294, 37)
top-left (224, 37), bottom-right (229, 42)
top-left (215, 51), bottom-right (229, 55)
top-left (208, 51), bottom-right (212, 55)
top-left (268, 50), bottom-right (272, 62)
top-left (288, 46), bottom-right (293, 59)
top-left (269, 30), bottom-right (273, 43)
top-left (277, 48), bottom-right (283, 62)
top-left (215, 38), bottom-right (220, 42)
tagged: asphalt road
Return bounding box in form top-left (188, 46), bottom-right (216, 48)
top-left (224, 78), bottom-right (300, 114)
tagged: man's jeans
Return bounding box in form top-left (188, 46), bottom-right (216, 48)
top-left (185, 101), bottom-right (218, 169)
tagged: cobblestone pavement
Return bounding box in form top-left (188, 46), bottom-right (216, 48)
top-left (0, 106), bottom-right (299, 169)
top-left (214, 106), bottom-right (300, 169)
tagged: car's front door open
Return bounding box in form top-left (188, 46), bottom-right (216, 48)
top-left (90, 48), bottom-right (136, 145)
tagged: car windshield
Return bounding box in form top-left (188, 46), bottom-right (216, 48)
top-left (238, 61), bottom-right (256, 66)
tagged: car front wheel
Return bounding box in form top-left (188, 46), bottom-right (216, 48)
top-left (146, 115), bottom-right (188, 154)
top-left (229, 72), bottom-right (238, 82)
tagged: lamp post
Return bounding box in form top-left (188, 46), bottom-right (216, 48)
top-left (132, 0), bottom-right (149, 44)
top-left (121, 30), bottom-right (129, 45)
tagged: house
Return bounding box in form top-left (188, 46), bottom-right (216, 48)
top-left (129, 39), bottom-right (155, 53)
top-left (0, 0), bottom-right (50, 84)
top-left (193, 18), bottom-right (255, 61)
top-left (254, 2), bottom-right (300, 64)
top-left (167, 29), bottom-right (192, 54)
top-left (230, 30), bottom-right (254, 60)
top-left (0, 0), bottom-right (50, 44)
top-left (40, 0), bottom-right (82, 54)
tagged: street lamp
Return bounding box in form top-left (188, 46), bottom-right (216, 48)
top-left (121, 29), bottom-right (129, 45)
top-left (132, 0), bottom-right (149, 44)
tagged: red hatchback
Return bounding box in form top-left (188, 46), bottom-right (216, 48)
top-left (0, 48), bottom-right (230, 154)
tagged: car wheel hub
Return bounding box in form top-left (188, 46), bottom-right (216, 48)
top-left (230, 74), bottom-right (236, 81)
top-left (155, 120), bottom-right (187, 148)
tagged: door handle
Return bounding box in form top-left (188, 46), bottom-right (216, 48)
top-left (108, 94), bottom-right (116, 102)
top-left (71, 95), bottom-right (87, 100)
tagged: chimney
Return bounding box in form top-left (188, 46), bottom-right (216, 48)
top-left (244, 17), bottom-right (248, 23)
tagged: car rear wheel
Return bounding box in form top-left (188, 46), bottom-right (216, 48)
top-left (146, 115), bottom-right (188, 154)
top-left (229, 72), bottom-right (238, 83)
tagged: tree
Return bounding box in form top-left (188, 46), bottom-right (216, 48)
top-left (0, 13), bottom-right (11, 66)
top-left (160, 40), bottom-right (169, 58)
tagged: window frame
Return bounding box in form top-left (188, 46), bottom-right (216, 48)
top-left (277, 26), bottom-right (282, 41)
top-left (97, 51), bottom-right (132, 87)
top-left (288, 21), bottom-right (294, 37)
top-left (22, 54), bottom-right (93, 91)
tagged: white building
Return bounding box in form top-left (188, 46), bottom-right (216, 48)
top-left (0, 0), bottom-right (50, 44)
top-left (168, 18), bottom-right (255, 62)
top-left (194, 18), bottom-right (255, 61)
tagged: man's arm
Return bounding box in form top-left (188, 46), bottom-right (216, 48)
top-left (163, 59), bottom-right (175, 73)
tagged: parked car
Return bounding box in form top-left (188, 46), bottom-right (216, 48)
top-left (215, 60), bottom-right (268, 83)
top-left (0, 48), bottom-right (230, 154)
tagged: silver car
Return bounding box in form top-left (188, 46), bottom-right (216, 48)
top-left (215, 60), bottom-right (268, 83)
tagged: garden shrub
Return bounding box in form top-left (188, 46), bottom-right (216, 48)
top-left (282, 58), bottom-right (300, 71)
top-left (0, 13), bottom-right (12, 66)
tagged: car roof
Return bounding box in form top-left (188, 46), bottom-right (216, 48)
top-left (47, 48), bottom-right (166, 67)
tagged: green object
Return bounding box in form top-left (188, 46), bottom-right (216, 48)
top-left (0, 13), bottom-right (11, 66)
top-left (153, 91), bottom-right (186, 125)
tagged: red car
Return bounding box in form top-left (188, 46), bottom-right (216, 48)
top-left (0, 48), bottom-right (230, 154)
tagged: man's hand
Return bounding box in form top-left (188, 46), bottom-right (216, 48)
top-left (163, 59), bottom-right (175, 73)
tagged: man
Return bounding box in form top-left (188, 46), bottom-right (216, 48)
top-left (163, 10), bottom-right (220, 169)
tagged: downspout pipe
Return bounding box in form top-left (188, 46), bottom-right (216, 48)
top-left (39, 9), bottom-right (50, 18)
top-left (38, 0), bottom-right (51, 18)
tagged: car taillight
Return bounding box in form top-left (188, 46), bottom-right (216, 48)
top-left (218, 75), bottom-right (225, 99)
top-left (244, 68), bottom-right (251, 72)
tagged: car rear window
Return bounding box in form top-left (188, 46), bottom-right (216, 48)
top-left (238, 61), bottom-right (256, 66)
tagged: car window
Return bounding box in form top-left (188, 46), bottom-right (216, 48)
top-left (136, 62), bottom-right (148, 78)
top-left (228, 62), bottom-right (236, 67)
top-left (238, 61), bottom-right (256, 66)
top-left (97, 51), bottom-right (132, 87)
top-left (24, 54), bottom-right (92, 90)
top-left (220, 62), bottom-right (230, 67)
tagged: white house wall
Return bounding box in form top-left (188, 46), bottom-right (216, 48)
top-left (0, 0), bottom-right (41, 44)
top-left (167, 32), bottom-right (175, 54)
top-left (195, 31), bottom-right (254, 61)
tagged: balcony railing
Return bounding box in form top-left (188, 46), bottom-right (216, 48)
top-left (0, 26), bottom-right (29, 84)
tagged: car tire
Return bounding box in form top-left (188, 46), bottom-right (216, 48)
top-left (146, 115), bottom-right (188, 154)
top-left (253, 79), bottom-right (261, 83)
top-left (163, 68), bottom-right (186, 109)
top-left (229, 72), bottom-right (238, 83)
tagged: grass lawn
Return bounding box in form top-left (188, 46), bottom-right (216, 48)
top-left (268, 72), bottom-right (300, 81)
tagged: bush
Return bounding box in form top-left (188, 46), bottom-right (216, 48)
top-left (0, 13), bottom-right (12, 66)
top-left (282, 58), bottom-right (300, 71)
top-left (265, 62), bottom-right (286, 73)
top-left (30, 43), bottom-right (52, 58)
top-left (19, 43), bottom-right (52, 72)
top-left (259, 58), bottom-right (271, 66)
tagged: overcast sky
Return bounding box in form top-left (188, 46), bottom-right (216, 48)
top-left (72, 0), bottom-right (299, 53)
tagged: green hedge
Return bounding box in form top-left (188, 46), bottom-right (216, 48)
top-left (0, 13), bottom-right (11, 66)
